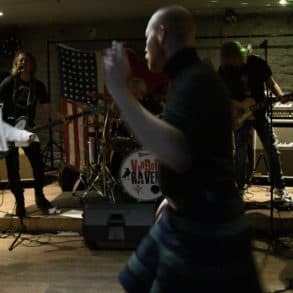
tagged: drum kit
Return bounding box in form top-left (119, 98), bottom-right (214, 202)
top-left (73, 106), bottom-right (162, 204)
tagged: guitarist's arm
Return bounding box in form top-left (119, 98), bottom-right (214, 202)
top-left (266, 76), bottom-right (286, 102)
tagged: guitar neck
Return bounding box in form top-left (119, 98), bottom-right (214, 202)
top-left (32, 119), bottom-right (64, 132)
top-left (248, 93), bottom-right (293, 113)
top-left (64, 109), bottom-right (93, 121)
top-left (31, 106), bottom-right (105, 132)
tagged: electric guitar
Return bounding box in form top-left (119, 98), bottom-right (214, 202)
top-left (232, 93), bottom-right (293, 130)
top-left (14, 105), bottom-right (105, 147)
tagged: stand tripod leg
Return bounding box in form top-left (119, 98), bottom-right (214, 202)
top-left (248, 153), bottom-right (262, 184)
top-left (248, 153), bottom-right (270, 184)
top-left (8, 218), bottom-right (26, 251)
top-left (80, 108), bottom-right (119, 203)
top-left (104, 165), bottom-right (117, 203)
top-left (72, 174), bottom-right (87, 196)
top-left (42, 140), bottom-right (64, 170)
top-left (80, 164), bottom-right (118, 203)
top-left (81, 174), bottom-right (104, 201)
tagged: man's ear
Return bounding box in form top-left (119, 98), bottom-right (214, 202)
top-left (157, 25), bottom-right (167, 45)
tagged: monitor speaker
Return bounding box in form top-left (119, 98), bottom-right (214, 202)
top-left (82, 201), bottom-right (156, 249)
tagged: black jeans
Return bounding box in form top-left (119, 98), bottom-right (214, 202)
top-left (234, 113), bottom-right (285, 190)
top-left (5, 142), bottom-right (45, 202)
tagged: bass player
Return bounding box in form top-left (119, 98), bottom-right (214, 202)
top-left (218, 41), bottom-right (291, 202)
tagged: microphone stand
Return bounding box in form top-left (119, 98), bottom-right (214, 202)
top-left (8, 217), bottom-right (27, 251)
top-left (260, 40), bottom-right (281, 254)
top-left (260, 42), bottom-right (293, 293)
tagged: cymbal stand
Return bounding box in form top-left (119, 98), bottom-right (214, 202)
top-left (81, 108), bottom-right (117, 203)
top-left (72, 136), bottom-right (98, 197)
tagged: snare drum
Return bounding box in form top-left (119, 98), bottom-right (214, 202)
top-left (110, 118), bottom-right (139, 154)
top-left (110, 118), bottom-right (130, 139)
top-left (118, 149), bottom-right (162, 201)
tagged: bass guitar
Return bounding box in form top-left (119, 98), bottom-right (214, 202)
top-left (232, 93), bottom-right (293, 130)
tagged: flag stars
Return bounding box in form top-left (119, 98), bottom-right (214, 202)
top-left (58, 46), bottom-right (98, 104)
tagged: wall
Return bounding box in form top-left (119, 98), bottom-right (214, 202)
top-left (14, 12), bottom-right (293, 168)
top-left (195, 13), bottom-right (293, 91)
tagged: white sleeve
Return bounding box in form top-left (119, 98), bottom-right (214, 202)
top-left (2, 121), bottom-right (34, 142)
top-left (0, 109), bottom-right (39, 151)
top-left (0, 109), bottom-right (8, 151)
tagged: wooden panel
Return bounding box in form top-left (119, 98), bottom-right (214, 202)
top-left (0, 148), bottom-right (33, 181)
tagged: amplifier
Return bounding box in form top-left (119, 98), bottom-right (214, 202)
top-left (82, 201), bottom-right (156, 249)
top-left (0, 148), bottom-right (33, 182)
top-left (253, 126), bottom-right (293, 179)
top-left (272, 101), bottom-right (293, 120)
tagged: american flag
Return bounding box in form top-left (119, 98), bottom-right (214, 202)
top-left (61, 99), bottom-right (89, 170)
top-left (57, 44), bottom-right (104, 171)
top-left (58, 44), bottom-right (103, 104)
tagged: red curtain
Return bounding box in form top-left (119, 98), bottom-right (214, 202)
top-left (126, 48), bottom-right (168, 96)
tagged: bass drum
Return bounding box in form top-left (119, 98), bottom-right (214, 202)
top-left (57, 162), bottom-right (84, 192)
top-left (118, 149), bottom-right (162, 202)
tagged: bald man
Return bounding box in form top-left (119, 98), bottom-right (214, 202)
top-left (104, 5), bottom-right (262, 293)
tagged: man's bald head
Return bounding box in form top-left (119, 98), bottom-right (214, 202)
top-left (147, 5), bottom-right (196, 50)
top-left (144, 5), bottom-right (196, 72)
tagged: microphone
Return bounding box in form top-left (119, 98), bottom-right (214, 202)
top-left (17, 65), bottom-right (25, 75)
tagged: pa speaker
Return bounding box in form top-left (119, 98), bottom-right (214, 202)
top-left (82, 201), bottom-right (156, 249)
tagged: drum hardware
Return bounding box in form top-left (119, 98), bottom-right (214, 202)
top-left (79, 108), bottom-right (117, 203)
top-left (110, 136), bottom-right (138, 155)
top-left (71, 110), bottom-right (162, 203)
top-left (109, 117), bottom-right (140, 156)
top-left (71, 136), bottom-right (99, 196)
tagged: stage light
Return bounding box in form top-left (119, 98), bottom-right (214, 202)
top-left (0, 12), bottom-right (4, 17)
top-left (279, 0), bottom-right (288, 6)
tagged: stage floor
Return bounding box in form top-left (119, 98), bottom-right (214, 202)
top-left (0, 176), bottom-right (293, 234)
top-left (0, 176), bottom-right (292, 292)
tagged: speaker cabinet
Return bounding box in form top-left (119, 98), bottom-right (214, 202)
top-left (0, 148), bottom-right (33, 182)
top-left (82, 202), bottom-right (156, 249)
top-left (253, 126), bottom-right (293, 179)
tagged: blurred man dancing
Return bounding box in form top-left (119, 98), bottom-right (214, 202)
top-left (104, 6), bottom-right (263, 292)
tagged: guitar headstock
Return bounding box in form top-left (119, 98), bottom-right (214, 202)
top-left (279, 92), bottom-right (293, 104)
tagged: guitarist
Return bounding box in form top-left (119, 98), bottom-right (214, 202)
top-left (0, 50), bottom-right (61, 218)
top-left (218, 41), bottom-right (291, 202)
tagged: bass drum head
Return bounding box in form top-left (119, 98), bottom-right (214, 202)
top-left (119, 149), bottom-right (162, 201)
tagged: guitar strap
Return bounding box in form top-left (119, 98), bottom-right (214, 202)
top-left (12, 76), bottom-right (37, 127)
top-left (27, 79), bottom-right (37, 127)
